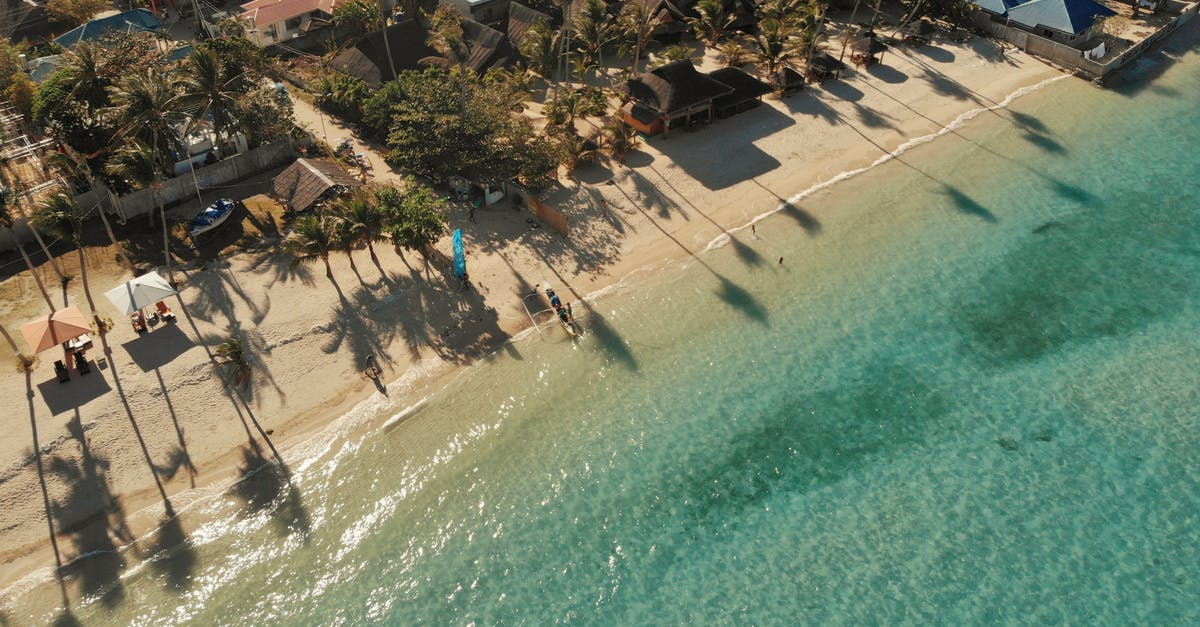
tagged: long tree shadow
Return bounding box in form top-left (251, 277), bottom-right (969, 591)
top-left (231, 443), bottom-right (310, 537)
top-left (24, 370), bottom-right (74, 620)
top-left (752, 179), bottom-right (823, 236)
top-left (153, 368), bottom-right (196, 487)
top-left (49, 415), bottom-right (134, 608)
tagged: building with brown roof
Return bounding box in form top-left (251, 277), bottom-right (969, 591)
top-left (239, 0), bottom-right (339, 47)
top-left (271, 158), bottom-right (362, 213)
top-left (616, 60), bottom-right (734, 136)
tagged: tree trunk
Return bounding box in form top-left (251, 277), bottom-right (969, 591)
top-left (367, 239), bottom-right (379, 263)
top-left (837, 0), bottom-right (866, 78)
top-left (322, 254), bottom-right (332, 278)
top-left (27, 224), bottom-right (66, 282)
top-left (157, 189), bottom-right (173, 284)
top-left (76, 245), bottom-right (97, 315)
top-left (347, 251), bottom-right (357, 272)
top-left (0, 321), bottom-right (24, 360)
top-left (9, 229), bottom-right (55, 312)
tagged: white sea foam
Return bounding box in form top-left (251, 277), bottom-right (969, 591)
top-left (707, 74), bottom-right (1071, 252)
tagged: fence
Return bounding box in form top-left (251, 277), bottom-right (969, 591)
top-left (974, 2), bottom-right (1199, 79)
top-left (510, 187), bottom-right (569, 237)
top-left (0, 138), bottom-right (304, 254)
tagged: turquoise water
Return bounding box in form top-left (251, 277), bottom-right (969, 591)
top-left (9, 33), bottom-right (1200, 625)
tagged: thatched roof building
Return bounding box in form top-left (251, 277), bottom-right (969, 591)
top-left (271, 158), bottom-right (362, 213)
top-left (506, 2), bottom-right (552, 45)
top-left (330, 17), bottom-right (511, 87)
top-left (709, 67), bottom-right (772, 116)
top-left (775, 66), bottom-right (805, 95)
top-left (805, 52), bottom-right (844, 82)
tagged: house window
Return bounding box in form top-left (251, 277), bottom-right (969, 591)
top-left (285, 16), bottom-right (303, 30)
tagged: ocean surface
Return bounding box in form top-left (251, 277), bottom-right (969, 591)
top-left (6, 31), bottom-right (1200, 626)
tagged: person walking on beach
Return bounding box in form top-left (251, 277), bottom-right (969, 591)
top-left (779, 257), bottom-right (783, 265)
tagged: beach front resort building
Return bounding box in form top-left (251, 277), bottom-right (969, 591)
top-left (617, 60), bottom-right (774, 136)
top-left (970, 0), bottom-right (1117, 47)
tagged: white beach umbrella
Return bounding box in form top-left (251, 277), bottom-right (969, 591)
top-left (104, 271), bottom-right (178, 315)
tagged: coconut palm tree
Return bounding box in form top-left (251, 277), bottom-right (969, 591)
top-left (518, 21), bottom-right (563, 79)
top-left (0, 145), bottom-right (67, 285)
top-left (599, 113), bottom-right (640, 161)
top-left (572, 0), bottom-right (618, 81)
top-left (0, 171), bottom-right (55, 312)
top-left (283, 214), bottom-right (337, 278)
top-left (32, 193), bottom-right (99, 315)
top-left (750, 17), bottom-right (802, 80)
top-left (378, 183), bottom-right (446, 259)
top-left (1, 321), bottom-right (34, 369)
top-left (45, 147), bottom-right (124, 254)
top-left (426, 5), bottom-right (472, 128)
top-left (109, 69), bottom-right (185, 283)
top-left (215, 336), bottom-right (251, 387)
top-left (331, 190), bottom-right (387, 264)
top-left (618, 1), bottom-right (659, 73)
top-left (688, 0), bottom-right (736, 50)
top-left (717, 39), bottom-right (752, 67)
top-left (177, 47), bottom-right (246, 161)
top-left (60, 41), bottom-right (110, 113)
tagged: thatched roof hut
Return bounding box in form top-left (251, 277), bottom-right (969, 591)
top-left (805, 52), bottom-right (845, 82)
top-left (775, 66), bottom-right (805, 95)
top-left (506, 2), bottom-right (552, 45)
top-left (850, 31), bottom-right (888, 67)
top-left (616, 60), bottom-right (734, 134)
top-left (709, 67), bottom-right (772, 116)
top-left (272, 158), bottom-right (362, 213)
top-left (330, 17), bottom-right (511, 87)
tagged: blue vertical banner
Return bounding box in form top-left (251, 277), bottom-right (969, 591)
top-left (452, 229), bottom-right (467, 279)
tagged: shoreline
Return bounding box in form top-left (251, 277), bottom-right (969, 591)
top-left (0, 36), bottom-right (1063, 601)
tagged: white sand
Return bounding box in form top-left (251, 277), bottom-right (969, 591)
top-left (0, 35), bottom-right (1060, 595)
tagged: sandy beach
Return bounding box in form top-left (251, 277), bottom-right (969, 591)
top-left (0, 34), bottom-right (1060, 597)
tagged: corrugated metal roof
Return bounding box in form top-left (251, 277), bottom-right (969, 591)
top-left (1006, 0), bottom-right (1115, 34)
top-left (53, 9), bottom-right (162, 48)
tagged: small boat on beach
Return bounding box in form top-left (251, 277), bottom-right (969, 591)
top-left (541, 281), bottom-right (577, 337)
top-left (188, 198), bottom-right (236, 238)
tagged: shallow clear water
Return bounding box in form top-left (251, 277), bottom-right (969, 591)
top-left (8, 33), bottom-right (1200, 626)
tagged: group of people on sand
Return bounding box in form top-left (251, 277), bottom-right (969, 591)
top-left (548, 289), bottom-right (574, 325)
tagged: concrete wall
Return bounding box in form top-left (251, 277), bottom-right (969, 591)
top-left (0, 138), bottom-right (302, 254)
top-left (973, 2), bottom-right (1199, 79)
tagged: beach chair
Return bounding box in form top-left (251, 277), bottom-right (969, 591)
top-left (74, 351), bottom-right (91, 374)
top-left (54, 360), bottom-right (70, 383)
top-left (156, 301), bottom-right (176, 322)
top-left (130, 312), bottom-right (147, 333)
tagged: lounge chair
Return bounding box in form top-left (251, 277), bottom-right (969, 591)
top-left (54, 360), bottom-right (70, 383)
top-left (130, 312), bottom-right (147, 333)
top-left (155, 301), bottom-right (176, 322)
top-left (74, 351), bottom-right (91, 374)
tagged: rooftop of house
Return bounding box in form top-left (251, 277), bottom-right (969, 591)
top-left (617, 60), bottom-right (736, 115)
top-left (970, 0), bottom-right (1116, 34)
top-left (53, 8), bottom-right (162, 48)
top-left (240, 0), bottom-right (337, 26)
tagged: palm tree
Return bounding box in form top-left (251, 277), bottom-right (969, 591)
top-left (1, 321), bottom-right (35, 370)
top-left (110, 69), bottom-right (185, 283)
top-left (45, 147), bottom-right (124, 255)
top-left (518, 21), bottom-right (562, 79)
top-left (0, 171), bottom-right (55, 312)
top-left (32, 193), bottom-right (99, 316)
top-left (331, 190), bottom-right (387, 264)
top-left (750, 17), bottom-right (802, 80)
top-left (572, 0), bottom-right (618, 81)
top-left (283, 214), bottom-right (337, 278)
top-left (60, 41), bottom-right (109, 114)
top-left (177, 48), bottom-right (245, 161)
top-left (717, 39), bottom-right (752, 67)
top-left (599, 113), bottom-right (639, 161)
top-left (215, 336), bottom-right (251, 387)
top-left (618, 2), bottom-right (659, 73)
top-left (688, 0), bottom-right (736, 50)
top-left (0, 146), bottom-right (67, 285)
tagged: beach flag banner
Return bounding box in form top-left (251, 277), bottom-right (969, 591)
top-left (452, 229), bottom-right (467, 279)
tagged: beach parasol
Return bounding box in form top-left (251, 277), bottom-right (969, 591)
top-left (20, 305), bottom-right (92, 353)
top-left (104, 271), bottom-right (178, 315)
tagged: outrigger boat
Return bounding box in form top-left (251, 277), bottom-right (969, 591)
top-left (188, 198), bottom-right (236, 239)
top-left (541, 281), bottom-right (577, 337)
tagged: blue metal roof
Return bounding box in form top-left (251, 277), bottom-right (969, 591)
top-left (53, 9), bottom-right (162, 48)
top-left (1007, 0), bottom-right (1116, 34)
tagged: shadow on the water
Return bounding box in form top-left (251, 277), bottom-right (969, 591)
top-left (146, 514), bottom-right (197, 591)
top-left (941, 185), bottom-right (997, 223)
top-left (1022, 131), bottom-right (1067, 154)
top-left (957, 197), bottom-right (1200, 365)
top-left (646, 363), bottom-right (948, 536)
top-left (231, 444), bottom-right (311, 537)
top-left (751, 179), bottom-right (823, 236)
